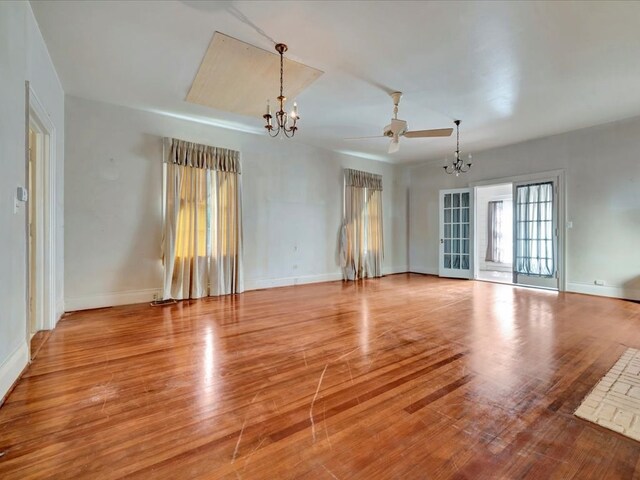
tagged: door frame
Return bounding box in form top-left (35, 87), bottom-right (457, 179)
top-left (469, 170), bottom-right (566, 292)
top-left (25, 83), bottom-right (58, 344)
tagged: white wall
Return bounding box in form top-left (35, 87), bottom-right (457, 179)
top-left (476, 183), bottom-right (512, 272)
top-left (409, 116), bottom-right (640, 300)
top-left (64, 96), bottom-right (409, 310)
top-left (0, 2), bottom-right (64, 400)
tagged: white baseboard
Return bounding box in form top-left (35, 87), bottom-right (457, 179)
top-left (64, 267), bottom-right (411, 310)
top-left (0, 341), bottom-right (29, 403)
top-left (56, 300), bottom-right (65, 325)
top-left (567, 282), bottom-right (640, 302)
top-left (245, 266), bottom-right (409, 291)
top-left (383, 265), bottom-right (409, 275)
top-left (65, 288), bottom-right (162, 312)
top-left (67, 276), bottom-right (639, 311)
top-left (244, 273), bottom-right (343, 291)
top-left (479, 263), bottom-right (512, 273)
top-left (409, 265), bottom-right (438, 276)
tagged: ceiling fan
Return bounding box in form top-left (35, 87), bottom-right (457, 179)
top-left (345, 92), bottom-right (453, 153)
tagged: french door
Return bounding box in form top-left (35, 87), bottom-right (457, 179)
top-left (439, 188), bottom-right (472, 279)
top-left (512, 180), bottom-right (558, 289)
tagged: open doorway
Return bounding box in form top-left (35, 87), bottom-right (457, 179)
top-left (28, 124), bottom-right (46, 358)
top-left (26, 84), bottom-right (58, 360)
top-left (474, 183), bottom-right (513, 285)
top-left (28, 127), bottom-right (38, 338)
top-left (473, 173), bottom-right (563, 291)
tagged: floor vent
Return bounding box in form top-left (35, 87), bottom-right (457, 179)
top-left (150, 299), bottom-right (177, 307)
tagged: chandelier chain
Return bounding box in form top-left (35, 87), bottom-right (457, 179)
top-left (279, 50), bottom-right (284, 101)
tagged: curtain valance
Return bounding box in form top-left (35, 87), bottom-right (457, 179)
top-left (344, 168), bottom-right (383, 191)
top-left (165, 138), bottom-right (241, 173)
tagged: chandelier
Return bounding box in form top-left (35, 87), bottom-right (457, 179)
top-left (263, 43), bottom-right (298, 138)
top-left (443, 120), bottom-right (472, 176)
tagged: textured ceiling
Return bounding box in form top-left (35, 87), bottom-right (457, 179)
top-left (186, 32), bottom-right (322, 117)
top-left (31, 0), bottom-right (640, 163)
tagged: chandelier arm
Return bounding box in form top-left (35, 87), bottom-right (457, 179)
top-left (268, 126), bottom-right (281, 137)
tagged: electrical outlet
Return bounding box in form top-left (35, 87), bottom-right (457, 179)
top-left (152, 293), bottom-right (159, 301)
top-left (594, 280), bottom-right (605, 286)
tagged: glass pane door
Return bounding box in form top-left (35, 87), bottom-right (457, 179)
top-left (513, 181), bottom-right (558, 289)
top-left (439, 188), bottom-right (472, 279)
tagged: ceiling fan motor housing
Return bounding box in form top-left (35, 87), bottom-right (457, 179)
top-left (384, 118), bottom-right (408, 137)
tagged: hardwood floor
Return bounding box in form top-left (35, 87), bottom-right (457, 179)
top-left (1, 273), bottom-right (640, 479)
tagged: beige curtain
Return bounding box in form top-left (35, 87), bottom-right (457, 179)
top-left (341, 168), bottom-right (384, 280)
top-left (163, 138), bottom-right (243, 300)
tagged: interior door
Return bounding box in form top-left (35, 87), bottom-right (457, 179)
top-left (439, 188), bottom-right (472, 279)
top-left (512, 180), bottom-right (558, 289)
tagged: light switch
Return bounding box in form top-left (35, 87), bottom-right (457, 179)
top-left (14, 186), bottom-right (28, 214)
top-left (16, 186), bottom-right (28, 202)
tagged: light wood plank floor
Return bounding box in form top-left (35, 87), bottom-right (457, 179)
top-left (1, 274), bottom-right (640, 479)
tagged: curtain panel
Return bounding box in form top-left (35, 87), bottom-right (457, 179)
top-left (166, 138), bottom-right (241, 173)
top-left (485, 200), bottom-right (504, 263)
top-left (163, 138), bottom-right (243, 300)
top-left (344, 168), bottom-right (383, 190)
top-left (340, 169), bottom-right (384, 280)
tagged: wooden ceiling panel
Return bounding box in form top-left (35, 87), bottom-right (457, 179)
top-left (186, 32), bottom-right (323, 118)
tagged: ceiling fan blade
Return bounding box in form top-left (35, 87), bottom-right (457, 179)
top-left (388, 137), bottom-right (400, 154)
top-left (403, 128), bottom-right (453, 138)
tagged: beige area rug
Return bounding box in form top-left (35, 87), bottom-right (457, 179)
top-left (575, 347), bottom-right (640, 441)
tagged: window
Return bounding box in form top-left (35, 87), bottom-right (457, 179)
top-left (162, 138), bottom-right (243, 299)
top-left (342, 169), bottom-right (384, 280)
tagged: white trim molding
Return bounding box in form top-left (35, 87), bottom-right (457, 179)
top-left (0, 342), bottom-right (29, 403)
top-left (567, 282), bottom-right (640, 302)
